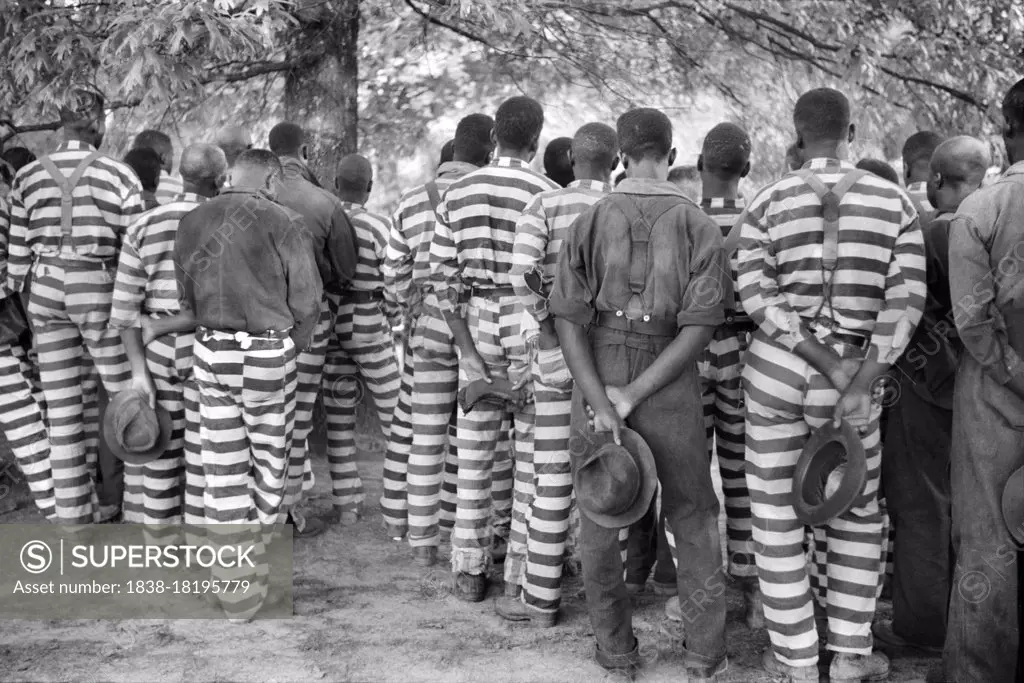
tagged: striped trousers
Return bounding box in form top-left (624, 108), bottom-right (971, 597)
top-left (697, 325), bottom-right (755, 577)
top-left (504, 344), bottom-right (573, 612)
top-left (28, 258), bottom-right (131, 523)
top-left (380, 332), bottom-right (414, 532)
top-left (120, 329), bottom-right (195, 524)
top-left (451, 294), bottom-right (534, 576)
top-left (322, 297), bottom-right (401, 513)
top-left (742, 330), bottom-right (883, 668)
top-left (0, 341), bottom-right (54, 519)
top-left (193, 330), bottom-right (297, 525)
top-left (283, 301), bottom-right (332, 512)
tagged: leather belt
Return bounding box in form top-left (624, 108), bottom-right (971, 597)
top-left (806, 319), bottom-right (869, 350)
top-left (596, 311), bottom-right (678, 338)
top-left (723, 314), bottom-right (756, 334)
top-left (340, 289), bottom-right (385, 304)
top-left (461, 285), bottom-right (517, 303)
top-left (35, 254), bottom-right (115, 271)
top-left (197, 326), bottom-right (291, 341)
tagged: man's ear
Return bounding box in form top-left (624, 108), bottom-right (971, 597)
top-left (300, 144), bottom-right (309, 161)
top-left (668, 148), bottom-right (677, 166)
top-left (932, 170), bottom-right (944, 190)
top-left (847, 123), bottom-right (856, 145)
top-left (741, 160), bottom-right (751, 179)
top-left (568, 148), bottom-right (576, 168)
top-left (697, 154), bottom-right (704, 173)
top-left (367, 179), bottom-right (374, 196)
top-left (796, 132), bottom-right (805, 150)
top-left (610, 154), bottom-right (619, 173)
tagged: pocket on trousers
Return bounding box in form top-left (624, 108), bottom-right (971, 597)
top-left (536, 345), bottom-right (572, 390)
top-left (242, 353), bottom-right (288, 404)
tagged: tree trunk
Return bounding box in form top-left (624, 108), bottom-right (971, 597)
top-left (283, 0), bottom-right (360, 192)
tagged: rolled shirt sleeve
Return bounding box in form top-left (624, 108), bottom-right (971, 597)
top-left (384, 207), bottom-right (414, 307)
top-left (548, 212), bottom-right (595, 327)
top-left (676, 210), bottom-right (728, 328)
top-left (109, 218), bottom-right (150, 329)
top-left (427, 199), bottom-right (463, 315)
top-left (867, 211), bottom-right (926, 364)
top-left (511, 194), bottom-right (551, 321)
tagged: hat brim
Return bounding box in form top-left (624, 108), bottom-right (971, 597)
top-left (101, 391), bottom-right (174, 466)
top-left (1002, 466), bottom-right (1024, 549)
top-left (792, 420), bottom-right (868, 526)
top-left (575, 427), bottom-right (659, 529)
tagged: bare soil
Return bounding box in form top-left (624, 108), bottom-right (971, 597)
top-left (0, 413), bottom-right (937, 683)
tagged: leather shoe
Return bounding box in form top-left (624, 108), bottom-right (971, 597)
top-left (413, 546), bottom-right (437, 567)
top-left (829, 651), bottom-right (890, 682)
top-left (494, 596), bottom-right (556, 627)
top-left (872, 620), bottom-right (942, 656)
top-left (454, 572), bottom-right (486, 602)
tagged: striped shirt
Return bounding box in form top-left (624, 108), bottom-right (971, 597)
top-left (429, 157), bottom-right (559, 313)
top-left (700, 196), bottom-right (747, 323)
top-left (110, 192), bottom-right (204, 330)
top-left (737, 157), bottom-right (926, 364)
top-left (511, 179), bottom-right (611, 321)
top-left (155, 171), bottom-right (184, 205)
top-left (340, 202), bottom-right (391, 293)
top-left (7, 140), bottom-right (144, 293)
top-left (385, 161), bottom-right (478, 308)
top-left (906, 181), bottom-right (935, 214)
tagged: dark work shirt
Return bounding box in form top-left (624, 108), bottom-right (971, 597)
top-left (174, 188), bottom-right (323, 348)
top-left (549, 178), bottom-right (728, 329)
top-left (276, 157), bottom-right (357, 293)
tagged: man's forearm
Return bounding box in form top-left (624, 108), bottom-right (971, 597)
top-left (555, 318), bottom-right (613, 415)
top-left (626, 325), bottom-right (716, 406)
top-left (850, 359), bottom-right (889, 392)
top-left (151, 310), bottom-right (196, 338)
top-left (121, 328), bottom-right (149, 377)
top-left (442, 311), bottom-right (478, 356)
top-left (794, 337), bottom-right (844, 383)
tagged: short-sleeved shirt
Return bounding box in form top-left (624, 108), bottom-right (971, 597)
top-left (7, 140), bottom-right (145, 293)
top-left (549, 178), bottom-right (728, 330)
top-left (429, 157), bottom-right (559, 313)
top-left (511, 179), bottom-right (611, 322)
top-left (700, 196), bottom-right (747, 324)
top-left (155, 171), bottom-right (184, 205)
top-left (110, 192), bottom-right (204, 330)
top-left (174, 188), bottom-right (322, 342)
top-left (736, 158), bottom-right (926, 364)
top-left (339, 202), bottom-right (391, 293)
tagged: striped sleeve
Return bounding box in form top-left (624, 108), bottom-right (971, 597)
top-left (511, 193), bottom-right (550, 321)
top-left (385, 199), bottom-right (414, 307)
top-left (428, 197), bottom-right (462, 315)
top-left (6, 177), bottom-right (30, 293)
top-left (868, 205), bottom-right (926, 363)
top-left (0, 196), bottom-right (9, 296)
top-left (736, 191), bottom-right (814, 352)
top-left (109, 215), bottom-right (150, 330)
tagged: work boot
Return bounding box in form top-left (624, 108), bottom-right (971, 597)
top-left (453, 572), bottom-right (487, 602)
top-left (740, 577), bottom-right (765, 629)
top-left (871, 620), bottom-right (942, 656)
top-left (594, 640), bottom-right (641, 681)
top-left (681, 644), bottom-right (728, 682)
top-left (331, 505), bottom-right (360, 526)
top-left (829, 651), bottom-right (890, 682)
top-left (761, 649), bottom-right (818, 682)
top-left (412, 546), bottom-right (437, 568)
top-left (384, 523), bottom-right (405, 541)
top-left (98, 504), bottom-right (121, 523)
top-left (287, 508), bottom-right (326, 539)
top-left (493, 596), bottom-right (557, 627)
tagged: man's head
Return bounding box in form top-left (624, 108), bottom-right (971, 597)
top-left (453, 113), bottom-right (494, 167)
top-left (927, 136), bottom-right (991, 213)
top-left (59, 88), bottom-right (106, 147)
top-left (132, 129), bottom-right (173, 173)
top-left (229, 149), bottom-right (283, 197)
top-left (493, 96), bottom-right (545, 159)
top-left (439, 139), bottom-right (455, 166)
top-left (336, 154), bottom-right (373, 204)
top-left (1002, 78), bottom-right (1024, 166)
top-left (570, 123), bottom-right (618, 182)
top-left (902, 131), bottom-right (944, 184)
top-left (793, 88), bottom-right (854, 156)
top-left (268, 122), bottom-right (307, 160)
top-left (179, 143), bottom-right (228, 198)
top-left (543, 137), bottom-right (574, 187)
top-left (698, 122), bottom-right (751, 181)
top-left (785, 142), bottom-right (803, 172)
top-left (667, 165), bottom-right (700, 200)
top-left (855, 158), bottom-right (900, 185)
top-left (213, 126), bottom-right (253, 167)
top-left (122, 148), bottom-right (162, 193)
top-left (616, 108), bottom-right (676, 175)
top-left (1, 147), bottom-right (36, 174)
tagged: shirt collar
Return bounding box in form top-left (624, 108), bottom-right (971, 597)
top-left (614, 177), bottom-right (690, 199)
top-left (436, 161), bottom-right (479, 178)
top-left (490, 157), bottom-right (530, 169)
top-left (340, 200), bottom-right (365, 211)
top-left (179, 192), bottom-right (203, 204)
top-left (220, 187), bottom-right (274, 201)
top-left (907, 180), bottom-right (928, 193)
top-left (58, 140), bottom-right (97, 153)
top-left (1002, 161), bottom-right (1024, 178)
top-left (568, 179), bottom-right (611, 193)
top-left (800, 157), bottom-right (856, 172)
top-left (701, 196), bottom-right (746, 209)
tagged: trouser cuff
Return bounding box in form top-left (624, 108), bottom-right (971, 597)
top-left (450, 548), bottom-right (487, 574)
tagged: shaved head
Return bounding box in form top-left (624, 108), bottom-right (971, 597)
top-left (572, 123), bottom-right (618, 168)
top-left (268, 122), bottom-right (305, 157)
top-left (214, 126), bottom-right (253, 167)
top-left (179, 143), bottom-right (228, 183)
top-left (336, 154), bottom-right (373, 203)
top-left (700, 122), bottom-right (750, 179)
top-left (931, 136), bottom-right (991, 187)
top-left (794, 88), bottom-right (851, 145)
top-left (132, 129), bottom-right (173, 172)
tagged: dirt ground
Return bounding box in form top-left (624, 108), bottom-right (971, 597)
top-left (0, 421), bottom-right (938, 683)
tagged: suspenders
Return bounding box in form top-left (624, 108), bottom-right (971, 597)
top-left (608, 193), bottom-right (680, 320)
top-left (36, 151), bottom-right (103, 253)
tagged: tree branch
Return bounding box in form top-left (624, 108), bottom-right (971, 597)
top-left (877, 64), bottom-right (987, 112)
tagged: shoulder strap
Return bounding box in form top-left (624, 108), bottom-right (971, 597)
top-left (424, 181), bottom-right (442, 213)
top-left (37, 151), bottom-right (103, 247)
top-left (610, 193), bottom-right (680, 299)
top-left (723, 208), bottom-right (749, 257)
top-left (795, 168), bottom-right (868, 273)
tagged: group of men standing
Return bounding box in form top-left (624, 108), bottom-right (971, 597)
top-left (1, 76), bottom-right (1022, 682)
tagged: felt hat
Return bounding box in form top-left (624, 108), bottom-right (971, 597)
top-left (791, 420), bottom-right (867, 526)
top-left (101, 389), bottom-right (172, 465)
top-left (574, 428), bottom-right (658, 529)
top-left (1003, 466), bottom-right (1024, 549)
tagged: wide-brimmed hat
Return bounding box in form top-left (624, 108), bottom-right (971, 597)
top-left (101, 389), bottom-right (172, 465)
top-left (574, 428), bottom-right (658, 529)
top-left (1003, 466), bottom-right (1024, 548)
top-left (791, 420), bottom-right (868, 526)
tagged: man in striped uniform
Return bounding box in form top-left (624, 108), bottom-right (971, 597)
top-left (322, 153), bottom-right (403, 527)
top-left (0, 190), bottom-right (54, 520)
top-left (429, 96), bottom-right (559, 602)
top-left (110, 143), bottom-right (227, 525)
top-left (902, 131), bottom-right (943, 223)
top-left (269, 122), bottom-right (357, 538)
top-left (738, 88), bottom-right (925, 681)
top-left (131, 130), bottom-right (183, 205)
top-left (496, 122), bottom-right (618, 626)
top-left (7, 89), bottom-right (145, 524)
top-left (383, 113), bottom-right (495, 566)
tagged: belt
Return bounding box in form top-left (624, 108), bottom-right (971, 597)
top-left (339, 289), bottom-right (385, 304)
top-left (723, 314), bottom-right (756, 333)
top-left (806, 319), bottom-right (869, 350)
top-left (35, 254), bottom-right (115, 271)
top-left (595, 311), bottom-right (678, 338)
top-left (461, 285), bottom-right (517, 303)
top-left (197, 326), bottom-right (291, 342)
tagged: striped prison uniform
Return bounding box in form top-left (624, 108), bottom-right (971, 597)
top-left (109, 192), bottom-right (204, 524)
top-left (323, 202), bottom-right (402, 516)
top-left (507, 179), bottom-right (611, 611)
top-left (0, 196), bottom-right (55, 519)
top-left (737, 157), bottom-right (925, 667)
top-left (429, 156), bottom-right (559, 575)
top-left (156, 172), bottom-right (184, 205)
top-left (383, 161), bottom-right (479, 547)
top-left (7, 140), bottom-right (144, 524)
